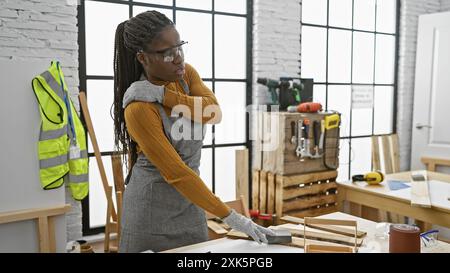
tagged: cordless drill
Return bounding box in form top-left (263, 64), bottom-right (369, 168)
top-left (257, 78), bottom-right (279, 105)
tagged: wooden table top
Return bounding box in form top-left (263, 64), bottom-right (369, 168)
top-left (337, 171), bottom-right (450, 212)
top-left (160, 212), bottom-right (450, 253)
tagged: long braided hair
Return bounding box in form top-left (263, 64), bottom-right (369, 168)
top-left (113, 11), bottom-right (174, 173)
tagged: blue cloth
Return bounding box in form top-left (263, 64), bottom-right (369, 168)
top-left (387, 180), bottom-right (410, 191)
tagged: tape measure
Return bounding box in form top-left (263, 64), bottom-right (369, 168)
top-left (324, 114), bottom-right (340, 130)
top-left (352, 171), bottom-right (384, 185)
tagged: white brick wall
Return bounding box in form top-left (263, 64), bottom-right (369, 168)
top-left (0, 0), bottom-right (82, 242)
top-left (253, 0), bottom-right (301, 105)
top-left (441, 0), bottom-right (450, 11)
top-left (397, 0), bottom-right (441, 171)
top-left (251, 0), bottom-right (301, 168)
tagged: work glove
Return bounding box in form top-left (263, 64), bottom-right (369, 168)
top-left (222, 209), bottom-right (276, 244)
top-left (122, 80), bottom-right (165, 108)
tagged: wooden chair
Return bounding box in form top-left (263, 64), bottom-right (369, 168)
top-left (422, 157), bottom-right (450, 172)
top-left (353, 134), bottom-right (405, 223)
top-left (205, 195), bottom-right (250, 240)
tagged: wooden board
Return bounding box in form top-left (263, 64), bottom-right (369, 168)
top-left (382, 136), bottom-right (393, 174)
top-left (280, 215), bottom-right (367, 238)
top-left (272, 224), bottom-right (363, 247)
top-left (252, 170), bottom-right (260, 210)
top-left (207, 220), bottom-right (228, 235)
top-left (277, 170), bottom-right (338, 187)
top-left (283, 181), bottom-right (337, 200)
top-left (235, 149), bottom-right (249, 207)
top-left (259, 171), bottom-right (268, 213)
top-left (411, 171), bottom-right (432, 208)
top-left (285, 205), bottom-right (338, 218)
top-left (226, 230), bottom-right (346, 249)
top-left (282, 194), bottom-right (337, 212)
top-left (267, 172), bottom-right (276, 214)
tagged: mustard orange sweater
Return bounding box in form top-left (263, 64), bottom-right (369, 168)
top-left (124, 63), bottom-right (231, 218)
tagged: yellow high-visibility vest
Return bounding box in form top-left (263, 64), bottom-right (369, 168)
top-left (32, 61), bottom-right (88, 200)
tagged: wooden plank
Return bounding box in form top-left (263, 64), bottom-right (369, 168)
top-left (275, 175), bottom-right (283, 222)
top-left (207, 220), bottom-right (228, 235)
top-left (304, 218), bottom-right (357, 227)
top-left (226, 230), bottom-right (345, 249)
top-left (267, 172), bottom-right (275, 214)
top-left (286, 205), bottom-right (338, 218)
top-left (382, 135), bottom-right (393, 174)
top-left (37, 216), bottom-right (50, 253)
top-left (371, 136), bottom-right (381, 171)
top-left (305, 244), bottom-right (354, 253)
top-left (361, 206), bottom-right (380, 222)
top-left (272, 224), bottom-right (363, 246)
top-left (79, 92), bottom-right (117, 221)
top-left (253, 110), bottom-right (263, 170)
top-left (111, 154), bottom-right (125, 193)
top-left (349, 202), bottom-right (362, 217)
top-left (252, 170), bottom-right (260, 210)
top-left (390, 134), bottom-right (400, 172)
top-left (421, 156), bottom-right (450, 171)
top-left (116, 191), bottom-right (123, 245)
top-left (283, 194), bottom-right (337, 212)
top-left (235, 149), bottom-right (249, 207)
top-left (280, 215), bottom-right (366, 238)
top-left (0, 204), bottom-right (71, 224)
top-left (280, 171), bottom-right (338, 187)
top-left (411, 171), bottom-right (432, 208)
top-left (48, 217), bottom-right (56, 253)
top-left (283, 182), bottom-right (337, 200)
top-left (259, 171), bottom-right (268, 213)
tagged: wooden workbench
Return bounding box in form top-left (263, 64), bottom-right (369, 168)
top-left (161, 212), bottom-right (450, 253)
top-left (336, 171), bottom-right (450, 229)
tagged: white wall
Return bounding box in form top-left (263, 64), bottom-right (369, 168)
top-left (0, 0), bottom-right (81, 242)
top-left (397, 0), bottom-right (450, 171)
top-left (253, 0), bottom-right (301, 105)
top-left (441, 0), bottom-right (450, 11)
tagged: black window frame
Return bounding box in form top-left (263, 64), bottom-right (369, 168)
top-left (77, 0), bottom-right (253, 235)
top-left (300, 0), bottom-right (401, 180)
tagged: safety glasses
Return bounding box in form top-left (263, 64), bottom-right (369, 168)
top-left (140, 41), bottom-right (188, 63)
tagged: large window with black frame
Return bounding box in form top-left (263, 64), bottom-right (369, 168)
top-left (300, 0), bottom-right (399, 182)
top-left (78, 0), bottom-right (251, 234)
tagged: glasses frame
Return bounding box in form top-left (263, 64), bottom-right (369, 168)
top-left (140, 40), bottom-right (188, 63)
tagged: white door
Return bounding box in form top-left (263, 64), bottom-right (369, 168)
top-left (411, 12), bottom-right (450, 171)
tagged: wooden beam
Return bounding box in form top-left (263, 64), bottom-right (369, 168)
top-left (390, 134), bottom-right (400, 173)
top-left (252, 170), bottom-right (260, 210)
top-left (235, 149), bottom-right (249, 208)
top-left (259, 171), bottom-right (268, 213)
top-left (283, 194), bottom-right (337, 212)
top-left (267, 172), bottom-right (275, 214)
top-left (280, 215), bottom-right (366, 238)
top-left (283, 182), bottom-right (337, 200)
top-left (0, 204), bottom-right (71, 224)
top-left (79, 91), bottom-right (117, 221)
top-left (207, 220), bottom-right (228, 235)
top-left (37, 217), bottom-right (50, 253)
top-left (371, 136), bottom-right (381, 171)
top-left (382, 135), bottom-right (393, 174)
top-left (422, 157), bottom-right (450, 171)
top-left (226, 230), bottom-right (346, 249)
top-left (280, 171), bottom-right (338, 187)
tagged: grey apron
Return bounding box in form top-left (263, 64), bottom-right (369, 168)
top-left (119, 80), bottom-right (208, 253)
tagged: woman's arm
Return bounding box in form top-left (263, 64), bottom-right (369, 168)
top-left (125, 101), bottom-right (230, 218)
top-left (162, 64), bottom-right (222, 124)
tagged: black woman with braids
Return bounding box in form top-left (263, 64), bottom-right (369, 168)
top-left (113, 10), bottom-right (274, 252)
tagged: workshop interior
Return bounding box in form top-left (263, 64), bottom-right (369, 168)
top-left (1, 0), bottom-right (450, 254)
